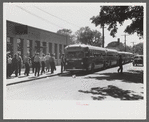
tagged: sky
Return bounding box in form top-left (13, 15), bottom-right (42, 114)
top-left (4, 2), bottom-right (145, 47)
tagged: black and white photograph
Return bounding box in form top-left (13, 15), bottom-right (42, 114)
top-left (3, 2), bottom-right (146, 119)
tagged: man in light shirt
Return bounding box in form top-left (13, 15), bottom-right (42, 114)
top-left (7, 55), bottom-right (12, 78)
top-left (24, 53), bottom-right (30, 76)
top-left (34, 53), bottom-right (40, 76)
top-left (40, 54), bottom-right (46, 75)
top-left (45, 53), bottom-right (50, 72)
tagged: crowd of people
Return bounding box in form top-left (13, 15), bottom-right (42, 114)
top-left (7, 52), bottom-right (65, 79)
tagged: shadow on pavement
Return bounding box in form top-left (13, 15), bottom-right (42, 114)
top-left (58, 68), bottom-right (104, 77)
top-left (78, 85), bottom-right (143, 100)
top-left (28, 76), bottom-right (38, 79)
top-left (18, 75), bottom-right (28, 78)
top-left (85, 70), bottom-right (143, 84)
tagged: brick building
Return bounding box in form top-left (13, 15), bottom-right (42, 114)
top-left (6, 20), bottom-right (70, 65)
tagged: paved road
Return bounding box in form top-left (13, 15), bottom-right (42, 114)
top-left (6, 63), bottom-right (144, 100)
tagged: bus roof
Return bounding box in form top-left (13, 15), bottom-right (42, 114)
top-left (105, 48), bottom-right (118, 53)
top-left (118, 51), bottom-right (133, 55)
top-left (65, 44), bottom-right (106, 51)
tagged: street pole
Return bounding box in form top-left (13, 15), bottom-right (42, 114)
top-left (124, 34), bottom-right (126, 52)
top-left (131, 42), bottom-right (136, 54)
top-left (102, 24), bottom-right (104, 48)
top-left (121, 34), bottom-right (128, 52)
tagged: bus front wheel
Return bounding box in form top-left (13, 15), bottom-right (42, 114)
top-left (91, 63), bottom-right (95, 73)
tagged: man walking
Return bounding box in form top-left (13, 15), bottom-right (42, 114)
top-left (34, 53), bottom-right (40, 76)
top-left (18, 53), bottom-right (23, 76)
top-left (24, 53), bottom-right (30, 76)
top-left (61, 54), bottom-right (65, 73)
top-left (7, 55), bottom-right (12, 78)
top-left (117, 55), bottom-right (123, 73)
top-left (40, 54), bottom-right (46, 75)
top-left (49, 54), bottom-right (55, 74)
top-left (31, 54), bottom-right (35, 73)
top-left (45, 53), bottom-right (50, 72)
top-left (12, 54), bottom-right (18, 77)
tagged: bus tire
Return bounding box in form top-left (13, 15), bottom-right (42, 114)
top-left (70, 71), bottom-right (74, 74)
top-left (91, 63), bottom-right (94, 73)
top-left (103, 62), bottom-right (106, 69)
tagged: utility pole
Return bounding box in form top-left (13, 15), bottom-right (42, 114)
top-left (131, 42), bottom-right (136, 54)
top-left (102, 24), bottom-right (104, 48)
top-left (102, 24), bottom-right (106, 48)
top-left (121, 34), bottom-right (129, 52)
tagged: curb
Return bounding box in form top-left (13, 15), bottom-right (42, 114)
top-left (6, 73), bottom-right (61, 86)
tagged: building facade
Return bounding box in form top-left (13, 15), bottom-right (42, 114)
top-left (6, 20), bottom-right (70, 65)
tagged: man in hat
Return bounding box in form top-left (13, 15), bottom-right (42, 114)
top-left (49, 54), bottom-right (56, 74)
top-left (12, 54), bottom-right (18, 77)
top-left (61, 53), bottom-right (65, 73)
top-left (7, 55), bottom-right (12, 78)
top-left (18, 53), bottom-right (23, 76)
top-left (34, 53), bottom-right (40, 76)
top-left (117, 55), bottom-right (123, 74)
top-left (24, 53), bottom-right (30, 76)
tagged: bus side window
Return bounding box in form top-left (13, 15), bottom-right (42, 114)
top-left (86, 52), bottom-right (89, 57)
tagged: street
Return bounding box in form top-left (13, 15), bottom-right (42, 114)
top-left (6, 63), bottom-right (144, 100)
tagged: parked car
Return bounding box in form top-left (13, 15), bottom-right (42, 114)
top-left (133, 55), bottom-right (143, 66)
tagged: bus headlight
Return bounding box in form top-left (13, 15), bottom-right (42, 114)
top-left (81, 62), bottom-right (83, 65)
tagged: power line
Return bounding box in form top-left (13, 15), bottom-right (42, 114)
top-left (16, 5), bottom-right (64, 29)
top-left (33, 6), bottom-right (81, 28)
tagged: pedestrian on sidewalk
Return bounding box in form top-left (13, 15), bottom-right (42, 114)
top-left (17, 53), bottom-right (23, 76)
top-left (34, 53), bottom-right (40, 76)
top-left (45, 53), bottom-right (50, 72)
top-left (31, 54), bottom-right (35, 73)
top-left (24, 53), bottom-right (30, 76)
top-left (49, 54), bottom-right (56, 74)
top-left (117, 55), bottom-right (123, 73)
top-left (11, 54), bottom-right (18, 77)
top-left (61, 53), bottom-right (65, 73)
top-left (7, 55), bottom-right (12, 78)
top-left (40, 54), bottom-right (46, 75)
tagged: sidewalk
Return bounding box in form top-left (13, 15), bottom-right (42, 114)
top-left (6, 65), bottom-right (65, 86)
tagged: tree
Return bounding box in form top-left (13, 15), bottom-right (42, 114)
top-left (92, 30), bottom-right (102, 46)
top-left (91, 6), bottom-right (143, 38)
top-left (106, 41), bottom-right (133, 52)
top-left (134, 43), bottom-right (143, 55)
top-left (57, 29), bottom-right (75, 44)
top-left (75, 26), bottom-right (102, 46)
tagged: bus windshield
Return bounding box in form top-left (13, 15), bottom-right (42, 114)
top-left (66, 51), bottom-right (84, 59)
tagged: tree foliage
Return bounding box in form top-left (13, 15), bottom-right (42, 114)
top-left (106, 41), bottom-right (132, 52)
top-left (91, 6), bottom-right (143, 38)
top-left (57, 29), bottom-right (72, 35)
top-left (57, 29), bottom-right (75, 44)
top-left (75, 26), bottom-right (102, 46)
top-left (134, 43), bottom-right (143, 55)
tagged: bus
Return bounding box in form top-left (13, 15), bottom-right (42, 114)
top-left (64, 44), bottom-right (133, 73)
top-left (64, 44), bottom-right (107, 72)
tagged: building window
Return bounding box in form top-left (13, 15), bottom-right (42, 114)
top-left (35, 40), bottom-right (40, 53)
top-left (59, 44), bottom-right (62, 58)
top-left (49, 43), bottom-right (52, 55)
top-left (7, 37), bottom-right (13, 57)
top-left (42, 42), bottom-right (46, 55)
top-left (54, 44), bottom-right (57, 59)
top-left (64, 45), bottom-right (66, 49)
top-left (27, 40), bottom-right (32, 57)
top-left (17, 38), bottom-right (23, 58)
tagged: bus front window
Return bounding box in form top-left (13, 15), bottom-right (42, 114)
top-left (66, 51), bottom-right (84, 59)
